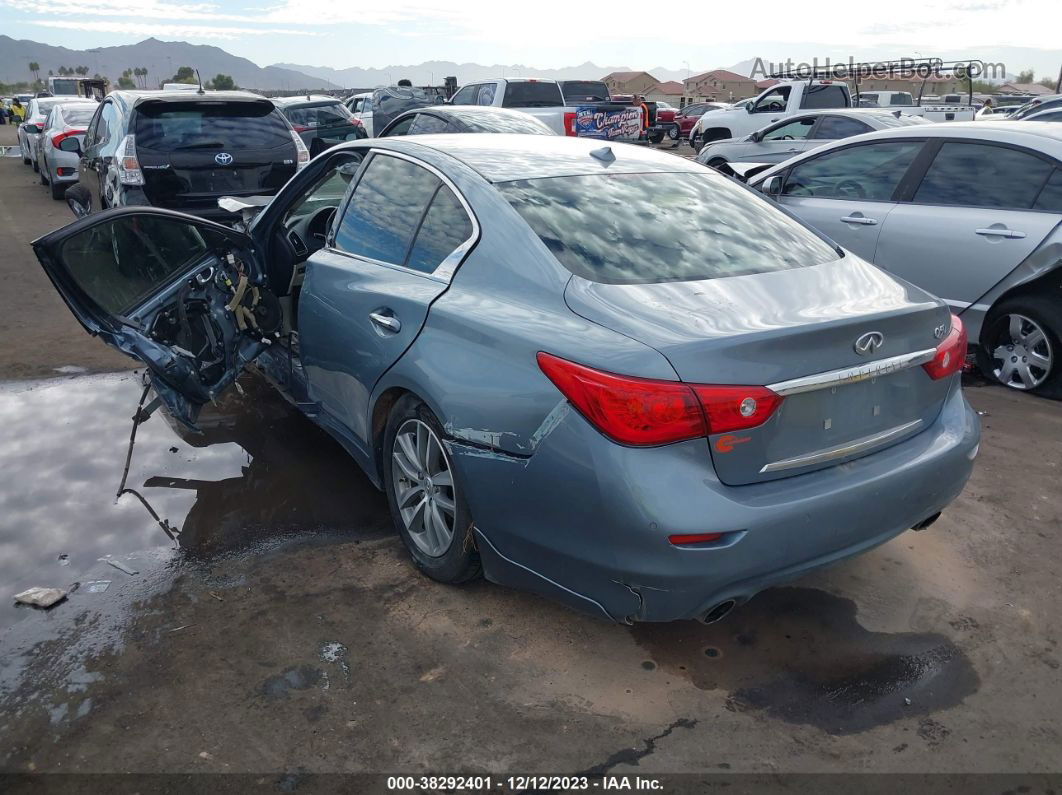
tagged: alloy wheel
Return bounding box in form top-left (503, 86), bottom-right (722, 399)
top-left (991, 313), bottom-right (1053, 390)
top-left (390, 419), bottom-right (456, 557)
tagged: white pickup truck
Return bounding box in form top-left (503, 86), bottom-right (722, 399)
top-left (691, 78), bottom-right (976, 149)
top-left (690, 80), bottom-right (853, 150)
top-left (449, 78), bottom-right (639, 139)
top-left (857, 90), bottom-right (976, 122)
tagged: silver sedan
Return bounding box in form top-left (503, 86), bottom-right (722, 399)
top-left (38, 102), bottom-right (97, 200)
top-left (696, 110), bottom-right (930, 171)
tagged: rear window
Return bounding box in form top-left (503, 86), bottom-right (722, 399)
top-left (62, 108), bottom-right (97, 126)
top-left (134, 101), bottom-right (293, 151)
top-left (800, 84), bottom-right (849, 109)
top-left (502, 82), bottom-right (564, 108)
top-left (498, 172), bottom-right (839, 285)
top-left (561, 82), bottom-right (610, 102)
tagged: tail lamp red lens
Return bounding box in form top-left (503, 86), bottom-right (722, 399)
top-left (563, 111), bottom-right (577, 136)
top-left (922, 314), bottom-right (967, 380)
top-left (536, 352), bottom-right (783, 446)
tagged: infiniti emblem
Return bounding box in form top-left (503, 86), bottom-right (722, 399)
top-left (214, 152), bottom-right (233, 166)
top-left (854, 331), bottom-right (885, 356)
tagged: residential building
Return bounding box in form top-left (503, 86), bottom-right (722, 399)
top-left (682, 69), bottom-right (757, 104)
top-left (645, 80), bottom-right (683, 105)
top-left (601, 71), bottom-right (659, 97)
top-left (997, 82), bottom-right (1055, 96)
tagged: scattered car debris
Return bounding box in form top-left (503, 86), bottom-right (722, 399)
top-left (169, 625), bottom-right (192, 633)
top-left (14, 586), bottom-right (68, 609)
top-left (209, 592), bottom-right (224, 602)
top-left (83, 580), bottom-right (111, 593)
top-left (101, 558), bottom-right (138, 576)
top-left (57, 553), bottom-right (69, 566)
top-left (904, 697), bottom-right (912, 706)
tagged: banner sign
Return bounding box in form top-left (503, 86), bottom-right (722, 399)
top-left (574, 105), bottom-right (642, 140)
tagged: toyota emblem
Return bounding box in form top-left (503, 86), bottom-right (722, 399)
top-left (854, 331), bottom-right (885, 356)
top-left (214, 152), bottom-right (234, 166)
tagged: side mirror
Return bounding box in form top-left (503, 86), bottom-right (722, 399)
top-left (65, 184), bottom-right (92, 219)
top-left (750, 131), bottom-right (763, 142)
top-left (58, 136), bottom-right (81, 154)
top-left (760, 175), bottom-right (783, 197)
top-left (746, 104), bottom-right (754, 113)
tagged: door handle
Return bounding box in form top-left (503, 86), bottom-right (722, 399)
top-left (840, 215), bottom-right (878, 225)
top-left (369, 312), bottom-right (401, 333)
top-left (975, 228), bottom-right (1026, 239)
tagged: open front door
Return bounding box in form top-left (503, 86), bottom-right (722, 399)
top-left (32, 207), bottom-right (282, 429)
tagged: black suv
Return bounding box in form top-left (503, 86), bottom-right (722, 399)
top-left (70, 90), bottom-right (308, 222)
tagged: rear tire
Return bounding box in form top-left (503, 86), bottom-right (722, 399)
top-left (32, 157), bottom-right (39, 173)
top-left (976, 295), bottom-right (1062, 398)
top-left (648, 131), bottom-right (664, 144)
top-left (689, 131), bottom-right (700, 151)
top-left (382, 395), bottom-right (481, 584)
top-left (51, 179), bottom-right (67, 201)
top-left (39, 164), bottom-right (48, 185)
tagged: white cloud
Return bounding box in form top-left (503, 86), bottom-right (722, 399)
top-left (32, 19), bottom-right (317, 39)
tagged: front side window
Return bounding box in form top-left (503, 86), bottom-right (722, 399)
top-left (762, 117), bottom-right (815, 141)
top-left (450, 85), bottom-right (478, 105)
top-left (812, 115), bottom-right (872, 140)
top-left (783, 141), bottom-right (923, 201)
top-left (382, 116), bottom-right (415, 136)
top-left (499, 172), bottom-right (838, 285)
top-left (283, 154), bottom-right (362, 225)
top-left (753, 87), bottom-right (790, 113)
top-left (59, 215), bottom-right (226, 315)
top-left (335, 154), bottom-right (441, 264)
top-left (913, 143), bottom-right (1054, 210)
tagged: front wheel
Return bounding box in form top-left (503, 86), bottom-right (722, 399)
top-left (383, 395), bottom-right (481, 583)
top-left (977, 296), bottom-right (1062, 398)
top-left (689, 131), bottom-right (700, 151)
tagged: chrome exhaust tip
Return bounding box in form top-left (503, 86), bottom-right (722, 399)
top-left (701, 599), bottom-right (737, 624)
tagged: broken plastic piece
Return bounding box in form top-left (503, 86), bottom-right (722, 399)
top-left (14, 587), bottom-right (68, 609)
top-left (84, 581), bottom-right (111, 594)
top-left (101, 558), bottom-right (139, 576)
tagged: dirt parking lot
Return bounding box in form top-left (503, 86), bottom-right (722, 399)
top-left (0, 123), bottom-right (1060, 790)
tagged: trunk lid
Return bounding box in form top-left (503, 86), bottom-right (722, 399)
top-left (564, 257), bottom-right (954, 484)
top-left (133, 98), bottom-right (297, 215)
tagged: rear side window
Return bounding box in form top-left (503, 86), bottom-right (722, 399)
top-left (406, 187), bottom-right (474, 273)
top-left (890, 93), bottom-right (913, 106)
top-left (408, 113), bottom-right (452, 134)
top-left (913, 143), bottom-right (1054, 210)
top-left (498, 172), bottom-right (838, 285)
top-left (335, 154), bottom-right (440, 264)
top-left (812, 115), bottom-right (872, 139)
top-left (134, 101), bottom-right (293, 151)
top-left (783, 141), bottom-right (922, 201)
top-left (763, 117), bottom-right (815, 141)
top-left (285, 102), bottom-right (352, 129)
top-left (62, 107), bottom-right (97, 127)
top-left (1033, 169), bottom-right (1062, 212)
top-left (800, 85), bottom-right (849, 109)
top-left (502, 82), bottom-right (563, 108)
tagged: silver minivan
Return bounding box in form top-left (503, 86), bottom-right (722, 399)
top-left (750, 121), bottom-right (1062, 397)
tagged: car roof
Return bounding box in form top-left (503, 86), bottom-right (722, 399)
top-left (108, 89), bottom-right (268, 109)
top-left (272, 94), bottom-right (341, 106)
top-left (369, 134), bottom-right (709, 182)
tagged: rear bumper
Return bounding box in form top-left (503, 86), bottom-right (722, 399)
top-left (451, 381), bottom-right (980, 623)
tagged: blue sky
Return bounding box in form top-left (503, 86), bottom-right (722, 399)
top-left (2, 0), bottom-right (1059, 74)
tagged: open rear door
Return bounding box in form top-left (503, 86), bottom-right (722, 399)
top-left (32, 207), bottom-right (281, 429)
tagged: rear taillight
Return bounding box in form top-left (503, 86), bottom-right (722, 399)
top-left (115, 134), bottom-right (144, 186)
top-left (32, 122), bottom-right (44, 132)
top-left (563, 111), bottom-right (576, 136)
top-left (537, 353), bottom-right (783, 446)
top-left (922, 314), bottom-right (967, 380)
top-left (50, 129), bottom-right (84, 149)
top-left (668, 532), bottom-right (723, 546)
top-left (292, 124), bottom-right (309, 133)
top-left (290, 130), bottom-right (309, 169)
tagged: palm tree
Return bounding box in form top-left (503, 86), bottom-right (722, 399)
top-left (28, 61), bottom-right (40, 82)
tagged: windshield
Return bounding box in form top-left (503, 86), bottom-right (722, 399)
top-left (134, 101), bottom-right (293, 151)
top-left (561, 82), bottom-right (610, 102)
top-left (62, 107), bottom-right (97, 126)
top-left (283, 101), bottom-right (353, 129)
top-left (499, 172), bottom-right (839, 285)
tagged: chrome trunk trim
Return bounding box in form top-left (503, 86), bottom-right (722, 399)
top-left (759, 419), bottom-right (924, 473)
top-left (767, 349), bottom-right (936, 397)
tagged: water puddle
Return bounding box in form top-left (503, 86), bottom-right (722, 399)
top-left (632, 587), bottom-right (979, 735)
top-left (0, 372), bottom-right (391, 632)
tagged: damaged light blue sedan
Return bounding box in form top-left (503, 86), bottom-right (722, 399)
top-left (33, 135), bottom-right (980, 623)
